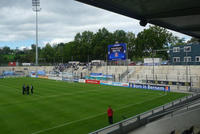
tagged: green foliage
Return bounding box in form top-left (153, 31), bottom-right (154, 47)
top-left (40, 43), bottom-right (55, 63)
top-left (0, 47), bottom-right (14, 64)
top-left (187, 37), bottom-right (200, 44)
top-left (134, 26), bottom-right (175, 60)
top-left (170, 37), bottom-right (186, 46)
top-left (0, 26), bottom-right (186, 63)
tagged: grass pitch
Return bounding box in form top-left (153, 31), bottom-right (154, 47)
top-left (0, 77), bottom-right (187, 134)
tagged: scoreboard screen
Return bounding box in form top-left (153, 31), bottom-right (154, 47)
top-left (108, 43), bottom-right (127, 61)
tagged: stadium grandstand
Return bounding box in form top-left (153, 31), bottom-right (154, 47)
top-left (74, 0), bottom-right (200, 134)
top-left (0, 0), bottom-right (200, 134)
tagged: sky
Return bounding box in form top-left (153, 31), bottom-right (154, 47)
top-left (0, 0), bottom-right (191, 50)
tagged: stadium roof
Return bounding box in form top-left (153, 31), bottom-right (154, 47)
top-left (76, 0), bottom-right (200, 38)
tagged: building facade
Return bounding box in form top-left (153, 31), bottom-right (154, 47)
top-left (169, 43), bottom-right (200, 65)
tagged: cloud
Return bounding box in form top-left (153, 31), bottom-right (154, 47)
top-left (0, 0), bottom-right (191, 48)
top-left (42, 38), bottom-right (72, 47)
top-left (19, 46), bottom-right (31, 50)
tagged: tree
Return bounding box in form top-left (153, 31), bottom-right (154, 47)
top-left (134, 26), bottom-right (175, 60)
top-left (170, 36), bottom-right (186, 46)
top-left (0, 27), bottom-right (184, 64)
top-left (63, 42), bottom-right (74, 62)
top-left (187, 37), bottom-right (200, 44)
top-left (112, 30), bottom-right (127, 43)
top-left (2, 46), bottom-right (11, 55)
top-left (0, 48), bottom-right (6, 65)
top-left (126, 32), bottom-right (135, 60)
top-left (92, 28), bottom-right (113, 60)
top-left (40, 44), bottom-right (55, 63)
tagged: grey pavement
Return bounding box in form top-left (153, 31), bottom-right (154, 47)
top-left (129, 106), bottom-right (200, 134)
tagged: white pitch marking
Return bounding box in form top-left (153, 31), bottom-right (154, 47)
top-left (31, 94), bottom-right (166, 134)
top-left (0, 84), bottom-right (42, 97)
top-left (0, 89), bottom-right (105, 107)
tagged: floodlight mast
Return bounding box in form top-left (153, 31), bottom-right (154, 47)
top-left (32, 0), bottom-right (41, 66)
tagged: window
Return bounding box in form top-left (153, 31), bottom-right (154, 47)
top-left (184, 46), bottom-right (191, 52)
top-left (173, 57), bottom-right (180, 62)
top-left (184, 57), bottom-right (191, 62)
top-left (196, 56), bottom-right (200, 62)
top-left (173, 47), bottom-right (180, 52)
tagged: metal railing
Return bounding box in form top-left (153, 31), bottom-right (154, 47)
top-left (89, 93), bottom-right (200, 134)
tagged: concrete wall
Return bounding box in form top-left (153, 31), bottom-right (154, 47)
top-left (90, 65), bottom-right (200, 91)
top-left (0, 66), bottom-right (54, 75)
top-left (1, 65), bottom-right (200, 92)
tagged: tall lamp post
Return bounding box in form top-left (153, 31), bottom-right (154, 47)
top-left (152, 50), bottom-right (155, 81)
top-left (32, 0), bottom-right (41, 66)
top-left (185, 46), bottom-right (190, 91)
top-left (126, 43), bottom-right (129, 82)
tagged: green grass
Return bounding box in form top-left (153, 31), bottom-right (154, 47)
top-left (0, 77), bottom-right (187, 134)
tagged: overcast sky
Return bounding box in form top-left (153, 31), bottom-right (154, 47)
top-left (0, 0), bottom-right (191, 49)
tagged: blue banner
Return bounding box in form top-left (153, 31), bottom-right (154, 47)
top-left (129, 83), bottom-right (170, 92)
top-left (73, 79), bottom-right (79, 82)
top-left (0, 76), bottom-right (4, 79)
top-left (100, 81), bottom-right (129, 87)
top-left (37, 70), bottom-right (46, 76)
top-left (103, 75), bottom-right (113, 78)
top-left (62, 78), bottom-right (71, 81)
top-left (108, 43), bottom-right (127, 61)
top-left (90, 73), bottom-right (103, 77)
top-left (3, 71), bottom-right (14, 76)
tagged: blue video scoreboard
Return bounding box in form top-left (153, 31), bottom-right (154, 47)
top-left (108, 43), bottom-right (127, 61)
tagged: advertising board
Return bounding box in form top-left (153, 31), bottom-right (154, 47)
top-left (62, 78), bottom-right (71, 82)
top-left (129, 83), bottom-right (170, 92)
top-left (73, 79), bottom-right (79, 82)
top-left (108, 43), bottom-right (127, 61)
top-left (22, 63), bottom-right (31, 66)
top-left (100, 81), bottom-right (112, 86)
top-left (111, 82), bottom-right (129, 87)
top-left (103, 75), bottom-right (113, 78)
top-left (79, 79), bottom-right (85, 83)
top-left (90, 73), bottom-right (103, 77)
top-left (30, 74), bottom-right (37, 78)
top-left (38, 76), bottom-right (48, 79)
top-left (8, 62), bottom-right (16, 66)
top-left (100, 81), bottom-right (129, 87)
top-left (86, 80), bottom-right (100, 84)
top-left (145, 80), bottom-right (191, 86)
top-left (48, 77), bottom-right (62, 81)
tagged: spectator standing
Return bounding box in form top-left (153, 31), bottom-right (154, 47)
top-left (31, 84), bottom-right (34, 94)
top-left (22, 84), bottom-right (26, 95)
top-left (107, 106), bottom-right (114, 124)
top-left (27, 85), bottom-right (30, 95)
